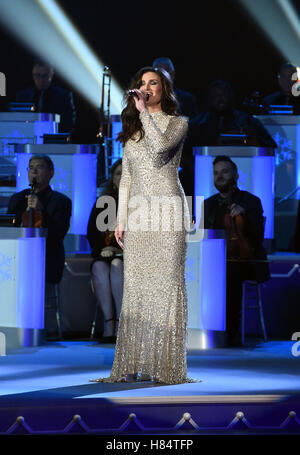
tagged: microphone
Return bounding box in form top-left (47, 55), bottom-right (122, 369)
top-left (128, 90), bottom-right (149, 101)
top-left (30, 177), bottom-right (37, 190)
top-left (28, 177), bottom-right (37, 228)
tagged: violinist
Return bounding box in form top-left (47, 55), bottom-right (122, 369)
top-left (87, 158), bottom-right (123, 343)
top-left (7, 154), bottom-right (72, 338)
top-left (204, 156), bottom-right (270, 346)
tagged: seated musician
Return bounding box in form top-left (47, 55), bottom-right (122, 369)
top-left (7, 154), bottom-right (72, 338)
top-left (16, 60), bottom-right (76, 134)
top-left (179, 80), bottom-right (276, 208)
top-left (87, 158), bottom-right (123, 343)
top-left (204, 156), bottom-right (270, 346)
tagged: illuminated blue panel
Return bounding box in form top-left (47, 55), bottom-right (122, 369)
top-left (194, 155), bottom-right (213, 199)
top-left (34, 121), bottom-right (58, 143)
top-left (16, 153), bottom-right (31, 193)
top-left (194, 155), bottom-right (213, 227)
top-left (200, 239), bottom-right (226, 331)
top-left (111, 119), bottom-right (123, 164)
top-left (72, 154), bottom-right (97, 234)
top-left (17, 237), bottom-right (45, 328)
top-left (252, 156), bottom-right (275, 238)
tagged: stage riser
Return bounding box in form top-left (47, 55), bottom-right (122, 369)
top-left (249, 257), bottom-right (300, 338)
top-left (59, 256), bottom-right (300, 340)
top-left (0, 399), bottom-right (299, 434)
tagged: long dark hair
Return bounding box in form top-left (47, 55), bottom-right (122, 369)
top-left (101, 158), bottom-right (122, 200)
top-left (117, 66), bottom-right (179, 146)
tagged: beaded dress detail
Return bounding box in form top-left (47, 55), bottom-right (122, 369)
top-left (100, 109), bottom-right (191, 384)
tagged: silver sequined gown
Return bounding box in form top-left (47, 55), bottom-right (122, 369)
top-left (105, 109), bottom-right (189, 384)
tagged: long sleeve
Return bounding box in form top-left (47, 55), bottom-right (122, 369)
top-left (139, 110), bottom-right (188, 167)
top-left (87, 202), bottom-right (107, 256)
top-left (42, 195), bottom-right (71, 239)
top-left (7, 192), bottom-right (22, 215)
top-left (244, 196), bottom-right (265, 252)
top-left (117, 148), bottom-right (131, 228)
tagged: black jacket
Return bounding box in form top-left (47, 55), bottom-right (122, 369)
top-left (174, 87), bottom-right (198, 120)
top-left (16, 84), bottom-right (76, 133)
top-left (7, 186), bottom-right (72, 283)
top-left (204, 189), bottom-right (270, 282)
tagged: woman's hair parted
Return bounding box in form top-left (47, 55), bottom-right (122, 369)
top-left (117, 66), bottom-right (179, 146)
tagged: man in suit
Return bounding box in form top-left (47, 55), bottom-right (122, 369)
top-left (204, 156), bottom-right (270, 346)
top-left (16, 60), bottom-right (76, 133)
top-left (263, 62), bottom-right (300, 114)
top-left (7, 154), bottom-right (72, 338)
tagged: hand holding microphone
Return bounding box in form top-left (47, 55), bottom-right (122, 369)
top-left (128, 89), bottom-right (149, 112)
top-left (115, 224), bottom-right (125, 250)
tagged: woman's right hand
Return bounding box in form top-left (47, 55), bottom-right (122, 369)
top-left (115, 224), bottom-right (125, 249)
top-left (131, 89), bottom-right (147, 112)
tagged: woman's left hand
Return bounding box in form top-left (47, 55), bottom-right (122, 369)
top-left (229, 203), bottom-right (245, 218)
top-left (131, 89), bottom-right (147, 112)
top-left (100, 246), bottom-right (122, 258)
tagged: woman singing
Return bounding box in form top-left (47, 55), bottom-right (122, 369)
top-left (91, 66), bottom-right (193, 384)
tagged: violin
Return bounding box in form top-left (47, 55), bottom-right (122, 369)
top-left (21, 178), bottom-right (43, 228)
top-left (104, 230), bottom-right (116, 246)
top-left (223, 193), bottom-right (254, 260)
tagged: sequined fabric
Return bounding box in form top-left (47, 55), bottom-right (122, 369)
top-left (101, 109), bottom-right (190, 384)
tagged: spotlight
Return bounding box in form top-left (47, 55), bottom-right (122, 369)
top-left (239, 0), bottom-right (300, 65)
top-left (0, 0), bottom-right (123, 113)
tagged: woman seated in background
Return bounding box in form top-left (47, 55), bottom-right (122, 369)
top-left (87, 158), bottom-right (123, 342)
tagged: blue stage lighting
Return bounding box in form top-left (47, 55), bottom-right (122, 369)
top-left (0, 0), bottom-right (123, 114)
top-left (240, 0), bottom-right (300, 65)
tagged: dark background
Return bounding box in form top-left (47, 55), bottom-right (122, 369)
top-left (1, 0), bottom-right (299, 143)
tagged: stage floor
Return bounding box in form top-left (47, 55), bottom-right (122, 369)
top-left (0, 340), bottom-right (300, 435)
